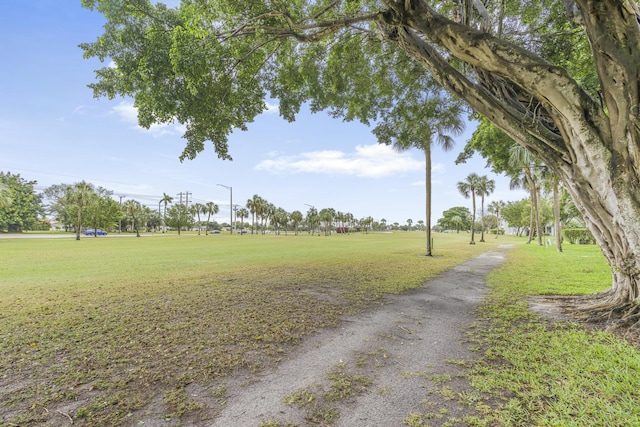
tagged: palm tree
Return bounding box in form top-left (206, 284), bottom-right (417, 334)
top-left (406, 218), bottom-right (413, 231)
top-left (540, 167), bottom-right (563, 252)
top-left (290, 210), bottom-right (303, 235)
top-left (123, 199), bottom-right (142, 237)
top-left (246, 195), bottom-right (258, 234)
top-left (305, 206), bottom-right (319, 235)
top-left (488, 200), bottom-right (506, 238)
top-left (190, 203), bottom-right (205, 235)
top-left (372, 68), bottom-right (464, 256)
top-left (204, 202), bottom-right (219, 235)
top-left (69, 181), bottom-right (95, 240)
top-left (476, 176), bottom-right (496, 242)
top-left (160, 192), bottom-right (173, 233)
top-left (509, 145), bottom-right (543, 245)
top-left (319, 208), bottom-right (335, 236)
top-left (457, 173), bottom-right (481, 244)
top-left (255, 196), bottom-right (266, 233)
top-left (237, 207), bottom-right (248, 234)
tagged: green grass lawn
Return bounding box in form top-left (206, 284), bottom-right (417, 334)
top-left (2, 233), bottom-right (639, 427)
top-left (0, 231), bottom-right (506, 426)
top-left (466, 242), bottom-right (640, 427)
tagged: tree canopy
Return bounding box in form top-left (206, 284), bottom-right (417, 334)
top-left (81, 0), bottom-right (640, 319)
top-left (0, 172), bottom-right (43, 232)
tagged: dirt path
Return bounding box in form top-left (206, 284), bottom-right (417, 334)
top-left (210, 248), bottom-right (509, 426)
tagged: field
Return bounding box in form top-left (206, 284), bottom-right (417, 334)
top-left (2, 231), bottom-right (639, 426)
top-left (0, 231), bottom-right (501, 426)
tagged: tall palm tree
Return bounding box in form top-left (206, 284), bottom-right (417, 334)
top-left (290, 210), bottom-right (303, 235)
top-left (70, 181), bottom-right (95, 241)
top-left (123, 199), bottom-right (142, 237)
top-left (249, 195), bottom-right (266, 234)
top-left (509, 145), bottom-right (543, 245)
top-left (406, 218), bottom-right (413, 231)
top-left (376, 86), bottom-right (464, 255)
top-left (457, 173), bottom-right (481, 244)
top-left (160, 192), bottom-right (173, 233)
top-left (488, 200), bottom-right (506, 238)
top-left (204, 201), bottom-right (219, 235)
top-left (540, 167), bottom-right (563, 252)
top-left (305, 206), bottom-right (319, 235)
top-left (319, 208), bottom-right (335, 236)
top-left (237, 207), bottom-right (248, 233)
top-left (261, 202), bottom-right (274, 234)
top-left (190, 203), bottom-right (205, 235)
top-left (476, 176), bottom-right (496, 242)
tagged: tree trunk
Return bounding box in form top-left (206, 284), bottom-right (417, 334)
top-left (425, 147), bottom-right (432, 256)
top-left (392, 1), bottom-right (640, 307)
top-left (470, 194), bottom-right (476, 244)
top-left (527, 186), bottom-right (535, 244)
top-left (479, 194), bottom-right (485, 242)
top-left (535, 185), bottom-right (543, 246)
top-left (75, 205), bottom-right (82, 241)
top-left (553, 181), bottom-right (563, 252)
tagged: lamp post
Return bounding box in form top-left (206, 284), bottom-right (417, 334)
top-left (217, 184), bottom-right (233, 234)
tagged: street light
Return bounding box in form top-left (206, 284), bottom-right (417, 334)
top-left (217, 184), bottom-right (233, 234)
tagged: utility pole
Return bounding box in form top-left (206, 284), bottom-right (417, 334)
top-left (177, 192), bottom-right (183, 235)
top-left (185, 191), bottom-right (192, 209)
top-left (118, 194), bottom-right (126, 233)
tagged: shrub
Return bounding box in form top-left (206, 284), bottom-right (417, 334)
top-left (563, 228), bottom-right (596, 244)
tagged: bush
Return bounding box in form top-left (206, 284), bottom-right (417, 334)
top-left (563, 228), bottom-right (596, 244)
top-left (489, 228), bottom-right (505, 235)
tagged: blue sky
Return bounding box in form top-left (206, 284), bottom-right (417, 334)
top-left (0, 1), bottom-right (525, 226)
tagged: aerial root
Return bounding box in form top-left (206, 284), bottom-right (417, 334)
top-left (537, 291), bottom-right (640, 338)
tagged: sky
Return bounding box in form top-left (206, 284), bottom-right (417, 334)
top-left (0, 1), bottom-right (526, 226)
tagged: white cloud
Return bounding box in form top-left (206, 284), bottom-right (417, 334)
top-left (112, 102), bottom-right (138, 123)
top-left (74, 105), bottom-right (90, 115)
top-left (255, 144), bottom-right (424, 178)
top-left (264, 102), bottom-right (279, 114)
top-left (112, 101), bottom-right (185, 137)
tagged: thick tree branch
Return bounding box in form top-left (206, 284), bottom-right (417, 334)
top-left (577, 0), bottom-right (640, 152)
top-left (387, 24), bottom-right (566, 168)
top-left (403, 3), bottom-right (609, 148)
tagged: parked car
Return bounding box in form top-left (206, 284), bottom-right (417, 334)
top-left (211, 229), bottom-right (221, 234)
top-left (83, 229), bottom-right (108, 236)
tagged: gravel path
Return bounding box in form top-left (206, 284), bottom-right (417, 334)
top-left (210, 248), bottom-right (509, 427)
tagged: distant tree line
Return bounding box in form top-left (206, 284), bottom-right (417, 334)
top-left (1, 171), bottom-right (425, 237)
